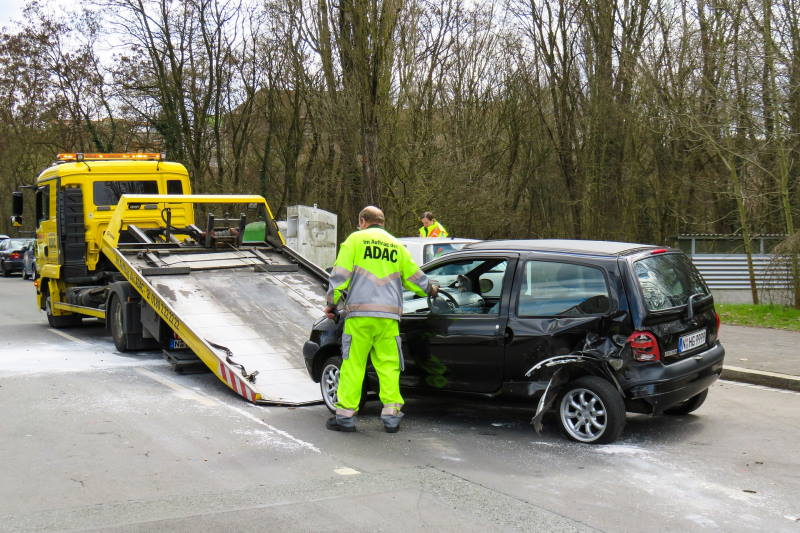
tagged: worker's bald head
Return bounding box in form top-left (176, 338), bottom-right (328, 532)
top-left (359, 206), bottom-right (385, 226)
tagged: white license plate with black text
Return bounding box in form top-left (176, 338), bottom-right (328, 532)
top-left (678, 329), bottom-right (706, 353)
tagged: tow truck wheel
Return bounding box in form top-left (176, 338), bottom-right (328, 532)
top-left (108, 294), bottom-right (130, 352)
top-left (320, 356), bottom-right (369, 414)
top-left (45, 295), bottom-right (82, 329)
top-left (557, 376), bottom-right (625, 444)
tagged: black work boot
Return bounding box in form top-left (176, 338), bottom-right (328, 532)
top-left (381, 409), bottom-right (404, 433)
top-left (326, 415), bottom-right (356, 432)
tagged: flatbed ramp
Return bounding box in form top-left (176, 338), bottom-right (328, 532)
top-left (114, 246), bottom-right (327, 404)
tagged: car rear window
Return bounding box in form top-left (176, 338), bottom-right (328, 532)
top-left (634, 253), bottom-right (709, 312)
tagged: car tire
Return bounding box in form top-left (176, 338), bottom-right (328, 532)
top-left (1, 263), bottom-right (9, 277)
top-left (45, 294), bottom-right (82, 328)
top-left (320, 356), bottom-right (342, 413)
top-left (557, 376), bottom-right (626, 444)
top-left (319, 355), bottom-right (369, 414)
top-left (663, 389), bottom-right (709, 415)
top-left (108, 294), bottom-right (131, 352)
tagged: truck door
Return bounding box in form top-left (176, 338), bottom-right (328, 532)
top-left (400, 254), bottom-right (516, 393)
top-left (503, 257), bottom-right (619, 380)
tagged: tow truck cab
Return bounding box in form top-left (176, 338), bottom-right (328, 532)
top-left (12, 153), bottom-right (192, 322)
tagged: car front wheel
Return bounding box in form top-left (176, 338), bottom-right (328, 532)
top-left (319, 355), bottom-right (369, 414)
top-left (557, 376), bottom-right (626, 444)
top-left (320, 356), bottom-right (342, 413)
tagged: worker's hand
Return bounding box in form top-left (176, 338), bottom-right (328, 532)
top-left (429, 282), bottom-right (439, 298)
top-left (324, 305), bottom-right (338, 319)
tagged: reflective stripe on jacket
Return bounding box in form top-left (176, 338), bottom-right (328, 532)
top-left (327, 225), bottom-right (432, 320)
top-left (418, 221), bottom-right (448, 238)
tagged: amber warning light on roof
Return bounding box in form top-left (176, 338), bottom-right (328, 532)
top-left (56, 152), bottom-right (165, 162)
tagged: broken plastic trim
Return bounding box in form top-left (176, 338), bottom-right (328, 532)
top-left (526, 332), bottom-right (625, 433)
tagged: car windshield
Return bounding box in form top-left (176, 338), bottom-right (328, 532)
top-left (422, 242), bottom-right (469, 263)
top-left (634, 253), bottom-right (709, 312)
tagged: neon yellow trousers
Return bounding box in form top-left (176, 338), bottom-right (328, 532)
top-left (336, 316), bottom-right (404, 414)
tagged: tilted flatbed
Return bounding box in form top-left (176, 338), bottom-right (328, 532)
top-left (96, 195), bottom-right (328, 404)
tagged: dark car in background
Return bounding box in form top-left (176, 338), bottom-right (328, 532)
top-left (21, 243), bottom-right (36, 280)
top-left (0, 238), bottom-right (34, 276)
top-left (304, 239), bottom-right (724, 444)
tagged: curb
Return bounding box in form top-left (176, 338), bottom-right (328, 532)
top-left (721, 365), bottom-right (800, 392)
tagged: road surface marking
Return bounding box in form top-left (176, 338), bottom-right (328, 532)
top-left (222, 403), bottom-right (321, 453)
top-left (334, 467), bottom-right (360, 476)
top-left (136, 368), bottom-right (219, 407)
top-left (136, 368), bottom-right (321, 453)
top-left (47, 329), bottom-right (90, 345)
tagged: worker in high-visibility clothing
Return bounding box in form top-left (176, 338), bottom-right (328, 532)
top-left (324, 206), bottom-right (438, 433)
top-left (418, 211), bottom-right (448, 238)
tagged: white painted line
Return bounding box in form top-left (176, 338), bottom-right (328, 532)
top-left (222, 403), bottom-right (321, 454)
top-left (334, 467), bottom-right (360, 476)
top-left (48, 329), bottom-right (90, 345)
top-left (136, 368), bottom-right (219, 407)
top-left (135, 368), bottom-right (321, 453)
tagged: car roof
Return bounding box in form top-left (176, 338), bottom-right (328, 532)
top-left (398, 237), bottom-right (479, 245)
top-left (463, 239), bottom-right (661, 257)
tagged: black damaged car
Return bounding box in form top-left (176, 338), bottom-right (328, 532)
top-left (304, 240), bottom-right (724, 444)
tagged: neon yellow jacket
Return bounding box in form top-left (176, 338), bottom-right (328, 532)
top-left (327, 225), bottom-right (433, 320)
top-left (418, 221), bottom-right (448, 238)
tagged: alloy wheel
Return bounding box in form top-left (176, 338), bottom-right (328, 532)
top-left (321, 363), bottom-right (340, 411)
top-left (560, 387), bottom-right (608, 443)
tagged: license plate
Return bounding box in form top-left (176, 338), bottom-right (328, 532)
top-left (169, 338), bottom-right (187, 350)
top-left (678, 329), bottom-right (706, 353)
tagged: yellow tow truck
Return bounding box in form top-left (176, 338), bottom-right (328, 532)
top-left (11, 153), bottom-right (328, 404)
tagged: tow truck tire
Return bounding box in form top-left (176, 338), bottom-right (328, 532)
top-left (45, 294), bottom-right (82, 328)
top-left (320, 356), bottom-right (369, 414)
top-left (663, 389), bottom-right (708, 415)
top-left (557, 376), bottom-right (625, 444)
top-left (108, 294), bottom-right (131, 352)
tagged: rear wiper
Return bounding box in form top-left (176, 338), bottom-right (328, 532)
top-left (686, 293), bottom-right (707, 321)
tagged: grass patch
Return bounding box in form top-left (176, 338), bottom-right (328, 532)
top-left (716, 303), bottom-right (800, 332)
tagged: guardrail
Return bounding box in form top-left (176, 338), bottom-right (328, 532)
top-left (691, 254), bottom-right (793, 290)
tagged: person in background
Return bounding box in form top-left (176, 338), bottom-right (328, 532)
top-left (325, 206), bottom-right (438, 433)
top-left (418, 211), bottom-right (448, 238)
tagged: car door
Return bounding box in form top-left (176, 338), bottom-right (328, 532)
top-left (400, 253), bottom-right (517, 393)
top-left (504, 255), bottom-right (623, 380)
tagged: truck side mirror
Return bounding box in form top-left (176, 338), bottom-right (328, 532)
top-left (11, 191), bottom-right (23, 227)
top-left (12, 191), bottom-right (23, 216)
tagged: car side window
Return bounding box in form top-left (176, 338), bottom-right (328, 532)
top-left (403, 258), bottom-right (508, 315)
top-left (517, 261), bottom-right (610, 317)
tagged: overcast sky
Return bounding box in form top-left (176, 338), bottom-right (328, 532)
top-left (0, 0), bottom-right (27, 32)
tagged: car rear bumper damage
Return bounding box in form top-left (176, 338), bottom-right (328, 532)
top-left (623, 341), bottom-right (725, 414)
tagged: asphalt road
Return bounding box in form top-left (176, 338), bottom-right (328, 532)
top-left (1, 275), bottom-right (799, 532)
